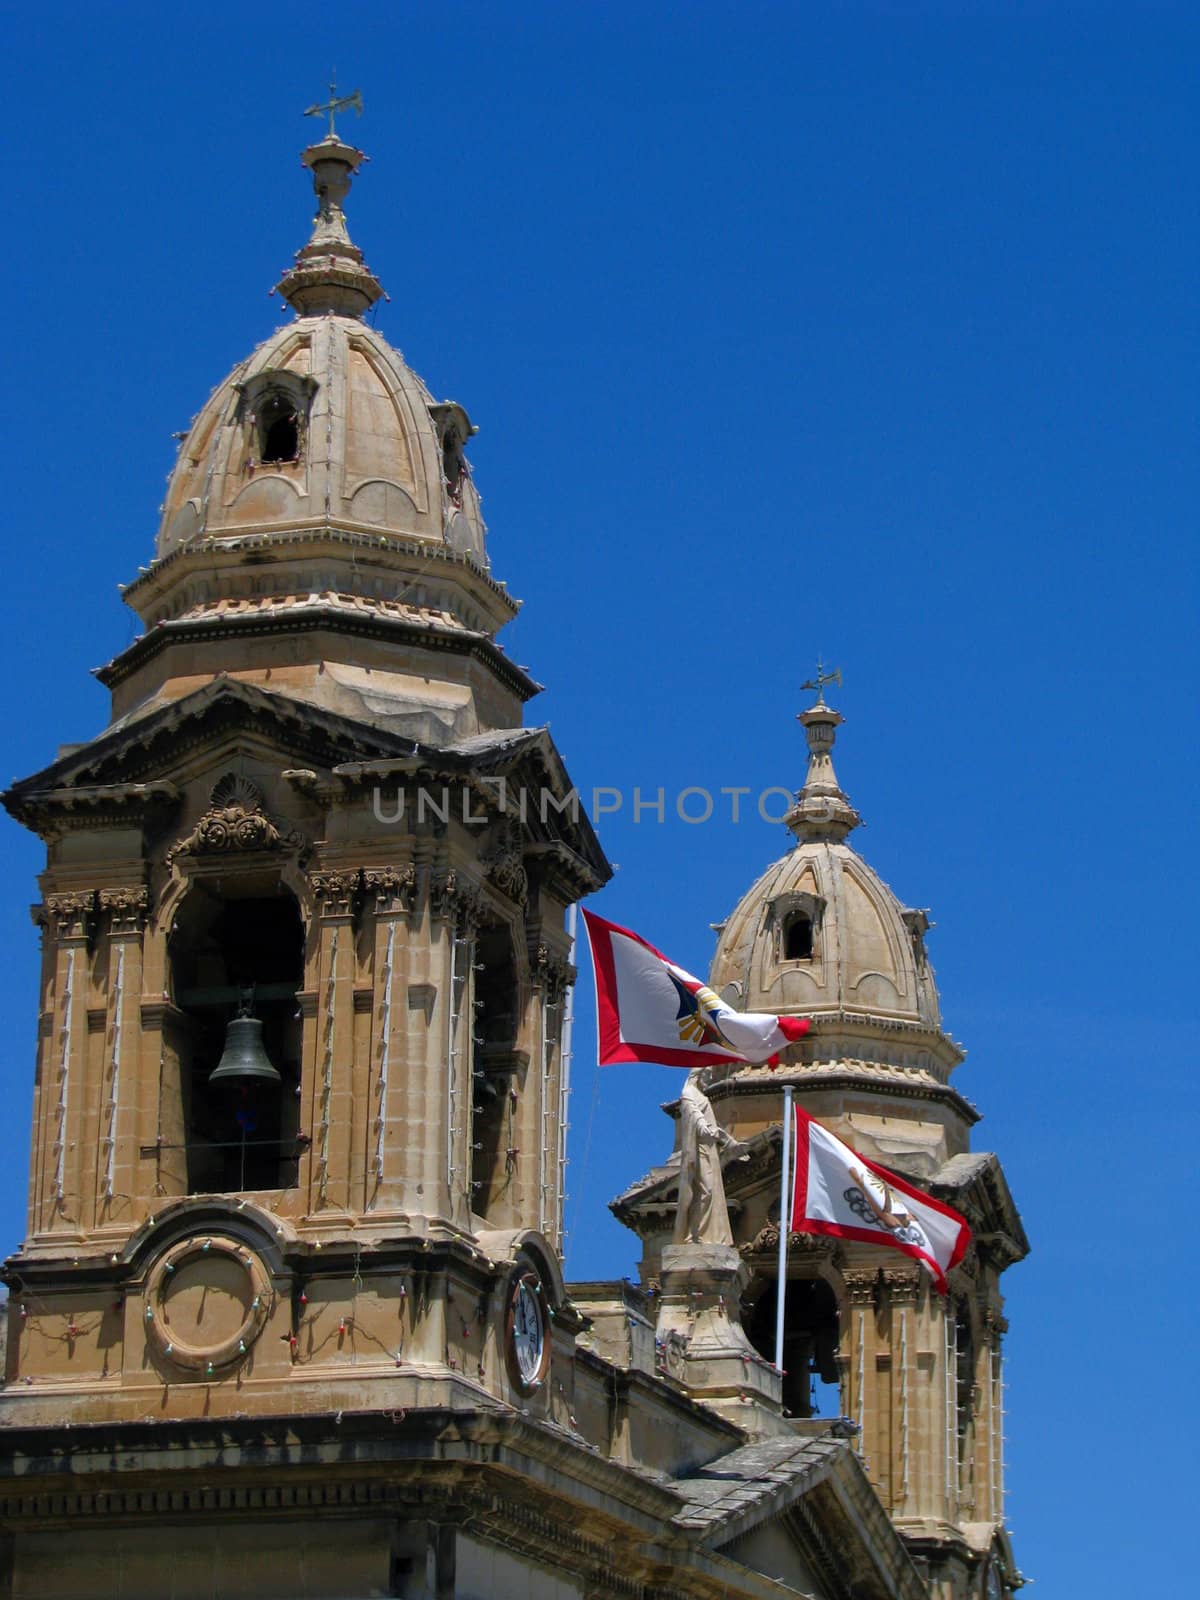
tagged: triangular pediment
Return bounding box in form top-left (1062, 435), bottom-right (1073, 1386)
top-left (4, 677), bottom-right (610, 888)
top-left (5, 677), bottom-right (413, 805)
top-left (672, 1434), bottom-right (926, 1600)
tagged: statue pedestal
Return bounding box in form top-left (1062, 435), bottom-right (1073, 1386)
top-left (655, 1245), bottom-right (782, 1427)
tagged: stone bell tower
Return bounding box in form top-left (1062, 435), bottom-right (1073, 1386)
top-left (1, 119), bottom-right (608, 1442)
top-left (613, 692), bottom-right (1029, 1600)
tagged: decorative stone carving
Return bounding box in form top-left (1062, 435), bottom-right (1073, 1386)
top-left (363, 864), bottom-right (417, 914)
top-left (43, 892), bottom-right (95, 941)
top-left (881, 1267), bottom-right (922, 1303)
top-left (983, 1307), bottom-right (1009, 1341)
top-left (533, 943), bottom-right (576, 1004)
top-left (166, 775), bottom-right (307, 867)
top-left (740, 1223), bottom-right (836, 1259)
top-left (842, 1268), bottom-right (879, 1307)
top-left (143, 1234), bottom-right (274, 1374)
top-left (98, 886), bottom-right (150, 934)
top-left (430, 868), bottom-right (484, 929)
top-left (481, 818), bottom-right (528, 906)
top-left (654, 1327), bottom-right (688, 1382)
top-left (310, 870), bottom-right (361, 919)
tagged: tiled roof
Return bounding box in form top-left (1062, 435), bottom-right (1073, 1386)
top-left (672, 1435), bottom-right (843, 1536)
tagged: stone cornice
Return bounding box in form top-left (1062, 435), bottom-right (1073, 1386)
top-left (711, 1067), bottom-right (979, 1125)
top-left (4, 780), bottom-right (180, 835)
top-left (96, 602), bottom-right (541, 703)
top-left (120, 523), bottom-right (519, 621)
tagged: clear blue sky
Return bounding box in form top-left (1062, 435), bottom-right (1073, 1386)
top-left (2, 3), bottom-right (1196, 1591)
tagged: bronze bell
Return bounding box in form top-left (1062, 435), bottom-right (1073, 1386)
top-left (209, 1014), bottom-right (281, 1088)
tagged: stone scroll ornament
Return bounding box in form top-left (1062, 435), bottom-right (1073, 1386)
top-left (581, 910), bottom-right (810, 1068)
top-left (788, 1104), bottom-right (971, 1294)
top-left (166, 775), bottom-right (307, 866)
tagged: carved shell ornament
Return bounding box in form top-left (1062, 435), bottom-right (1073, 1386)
top-left (166, 774), bottom-right (307, 866)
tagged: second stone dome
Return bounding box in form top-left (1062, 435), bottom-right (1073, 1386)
top-left (709, 697), bottom-right (964, 1087)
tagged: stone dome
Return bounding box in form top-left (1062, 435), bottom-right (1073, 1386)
top-left (710, 832), bottom-right (943, 1036)
top-left (706, 697), bottom-right (973, 1169)
top-left (100, 132), bottom-right (532, 743)
top-left (156, 316), bottom-right (486, 566)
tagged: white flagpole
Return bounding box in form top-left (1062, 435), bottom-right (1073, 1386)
top-left (774, 1084), bottom-right (793, 1373)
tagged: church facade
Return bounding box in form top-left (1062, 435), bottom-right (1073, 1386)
top-left (0, 124), bottom-right (1026, 1600)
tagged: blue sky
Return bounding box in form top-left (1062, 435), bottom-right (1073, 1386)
top-left (2, 3), bottom-right (1196, 1591)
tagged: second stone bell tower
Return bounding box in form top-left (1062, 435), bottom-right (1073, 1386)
top-left (612, 692), bottom-right (1030, 1600)
top-left (2, 123), bottom-right (608, 1427)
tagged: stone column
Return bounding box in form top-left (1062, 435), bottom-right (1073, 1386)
top-left (94, 888), bottom-right (149, 1233)
top-left (363, 865), bottom-right (417, 1218)
top-left (33, 893), bottom-right (94, 1240)
top-left (529, 941), bottom-right (573, 1249)
top-left (881, 1267), bottom-right (923, 1515)
top-left (841, 1268), bottom-right (879, 1471)
top-left (308, 870), bottom-right (359, 1216)
top-left (981, 1306), bottom-right (1008, 1526)
top-left (429, 868), bottom-right (481, 1233)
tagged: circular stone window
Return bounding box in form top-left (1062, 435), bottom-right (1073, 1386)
top-left (144, 1234), bottom-right (273, 1376)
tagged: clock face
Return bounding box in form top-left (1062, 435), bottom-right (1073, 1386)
top-left (505, 1269), bottom-right (549, 1392)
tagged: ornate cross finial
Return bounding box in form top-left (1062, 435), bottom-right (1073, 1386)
top-left (303, 73), bottom-right (363, 139)
top-left (800, 660), bottom-right (842, 708)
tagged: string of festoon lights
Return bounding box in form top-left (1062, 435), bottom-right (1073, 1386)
top-left (374, 921), bottom-right (396, 1183)
top-left (317, 926), bottom-right (339, 1205)
top-left (53, 947), bottom-right (76, 1206)
top-left (103, 943), bottom-right (125, 1202)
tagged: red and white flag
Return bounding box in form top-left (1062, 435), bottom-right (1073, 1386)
top-left (790, 1105), bottom-right (970, 1293)
top-left (582, 910), bottom-right (811, 1069)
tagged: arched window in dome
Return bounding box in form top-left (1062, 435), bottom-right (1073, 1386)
top-left (771, 891), bottom-right (824, 965)
top-left (430, 400), bottom-right (475, 513)
top-left (259, 395), bottom-right (299, 463)
top-left (238, 367), bottom-right (316, 470)
top-left (784, 913), bottom-right (814, 961)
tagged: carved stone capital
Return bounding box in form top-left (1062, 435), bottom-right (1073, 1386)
top-left (983, 1306), bottom-right (1009, 1342)
top-left (363, 864), bottom-right (417, 915)
top-left (881, 1267), bottom-right (923, 1304)
top-left (99, 885), bottom-right (150, 934)
top-left (841, 1268), bottom-right (879, 1307)
top-left (533, 942), bottom-right (576, 1003)
top-left (430, 869), bottom-right (483, 929)
top-left (310, 870), bottom-right (360, 919)
top-left (43, 892), bottom-right (95, 942)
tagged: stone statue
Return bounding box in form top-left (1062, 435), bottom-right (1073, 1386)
top-left (673, 1070), bottom-right (748, 1246)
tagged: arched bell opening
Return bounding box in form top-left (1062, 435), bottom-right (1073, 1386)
top-left (470, 921), bottom-right (526, 1222)
top-left (743, 1274), bottom-right (841, 1418)
top-left (168, 876), bottom-right (304, 1194)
